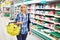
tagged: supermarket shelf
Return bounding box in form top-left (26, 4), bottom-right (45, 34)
top-left (39, 18), bottom-right (44, 21)
top-left (35, 18), bottom-right (44, 21)
top-left (55, 9), bottom-right (60, 11)
top-left (53, 29), bottom-right (60, 33)
top-left (32, 22), bottom-right (54, 30)
top-left (30, 13), bottom-right (60, 19)
top-left (44, 14), bottom-right (54, 17)
top-left (30, 18), bottom-right (44, 21)
top-left (44, 26), bottom-right (54, 30)
top-left (32, 22), bottom-right (60, 33)
top-left (30, 12), bottom-right (59, 18)
top-left (44, 20), bottom-right (54, 24)
top-left (31, 13), bottom-right (44, 16)
top-left (30, 13), bottom-right (55, 17)
top-left (30, 12), bottom-right (55, 17)
top-left (36, 8), bottom-right (60, 11)
top-left (32, 22), bottom-right (43, 26)
top-left (35, 13), bottom-right (44, 15)
top-left (28, 8), bottom-right (60, 11)
top-left (54, 23), bottom-right (60, 25)
top-left (55, 16), bottom-right (60, 18)
top-left (31, 18), bottom-right (54, 24)
top-left (31, 28), bottom-right (55, 40)
top-left (36, 8), bottom-right (55, 11)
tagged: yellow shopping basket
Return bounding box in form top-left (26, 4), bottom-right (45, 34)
top-left (6, 22), bottom-right (21, 36)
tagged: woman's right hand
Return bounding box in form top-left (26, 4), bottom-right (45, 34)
top-left (20, 22), bottom-right (24, 24)
top-left (16, 22), bottom-right (24, 25)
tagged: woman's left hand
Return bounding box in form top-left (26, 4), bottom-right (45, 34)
top-left (28, 31), bottom-right (31, 35)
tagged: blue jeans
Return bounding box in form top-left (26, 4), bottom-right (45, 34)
top-left (17, 33), bottom-right (28, 40)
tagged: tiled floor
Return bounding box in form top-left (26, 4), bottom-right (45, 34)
top-left (0, 15), bottom-right (41, 40)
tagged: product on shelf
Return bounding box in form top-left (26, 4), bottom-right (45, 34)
top-left (27, 5), bottom-right (31, 9)
top-left (50, 4), bottom-right (55, 8)
top-left (44, 16), bottom-right (54, 24)
top-left (55, 11), bottom-right (60, 16)
top-left (36, 20), bottom-right (40, 24)
top-left (30, 14), bottom-right (35, 18)
top-left (44, 11), bottom-right (55, 16)
top-left (31, 25), bottom-right (37, 29)
top-left (55, 18), bottom-right (60, 25)
top-left (44, 17), bottom-right (51, 21)
top-left (36, 10), bottom-right (44, 15)
top-left (30, 19), bottom-right (35, 23)
top-left (35, 3), bottom-right (55, 9)
top-left (48, 11), bottom-right (55, 15)
top-left (35, 15), bottom-right (43, 20)
top-left (27, 9), bottom-right (31, 13)
top-left (56, 3), bottom-right (60, 9)
top-left (4, 12), bottom-right (10, 17)
top-left (41, 29), bottom-right (53, 34)
top-left (39, 5), bottom-right (43, 8)
top-left (36, 10), bottom-right (40, 14)
top-left (44, 11), bottom-right (49, 14)
top-left (50, 32), bottom-right (60, 40)
top-left (43, 22), bottom-right (54, 29)
top-left (31, 4), bottom-right (35, 9)
top-left (43, 5), bottom-right (50, 8)
top-left (40, 21), bottom-right (43, 24)
top-left (31, 9), bottom-right (35, 13)
top-left (27, 4), bottom-right (35, 13)
top-left (40, 15), bottom-right (44, 19)
top-left (35, 15), bottom-right (39, 19)
top-left (55, 25), bottom-right (60, 31)
top-left (43, 4), bottom-right (55, 9)
top-left (35, 5), bottom-right (39, 9)
top-left (37, 25), bottom-right (44, 29)
top-left (35, 5), bottom-right (43, 9)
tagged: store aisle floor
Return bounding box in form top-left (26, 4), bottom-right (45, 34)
top-left (0, 16), bottom-right (41, 40)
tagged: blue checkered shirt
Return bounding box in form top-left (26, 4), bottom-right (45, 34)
top-left (15, 13), bottom-right (29, 34)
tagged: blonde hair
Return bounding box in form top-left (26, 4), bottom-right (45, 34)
top-left (20, 4), bottom-right (27, 12)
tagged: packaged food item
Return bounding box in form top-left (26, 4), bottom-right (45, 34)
top-left (50, 4), bottom-right (55, 8)
top-left (50, 32), bottom-right (60, 40)
top-left (55, 25), bottom-right (60, 31)
top-left (48, 11), bottom-right (55, 15)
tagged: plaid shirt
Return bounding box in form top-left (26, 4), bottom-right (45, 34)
top-left (15, 13), bottom-right (30, 34)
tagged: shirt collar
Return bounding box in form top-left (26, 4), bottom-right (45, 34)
top-left (20, 12), bottom-right (28, 16)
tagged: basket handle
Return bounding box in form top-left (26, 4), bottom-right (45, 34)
top-left (8, 22), bottom-right (16, 25)
top-left (8, 22), bottom-right (20, 26)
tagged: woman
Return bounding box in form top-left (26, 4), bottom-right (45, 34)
top-left (15, 4), bottom-right (31, 40)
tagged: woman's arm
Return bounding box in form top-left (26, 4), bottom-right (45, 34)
top-left (15, 22), bottom-right (23, 25)
top-left (15, 14), bottom-right (23, 25)
top-left (28, 13), bottom-right (31, 31)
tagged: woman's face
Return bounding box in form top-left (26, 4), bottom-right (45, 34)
top-left (20, 5), bottom-right (27, 12)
